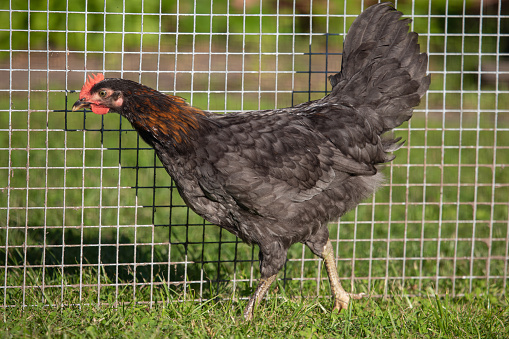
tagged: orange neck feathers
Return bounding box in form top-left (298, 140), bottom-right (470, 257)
top-left (124, 89), bottom-right (206, 147)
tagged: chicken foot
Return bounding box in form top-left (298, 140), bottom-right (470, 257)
top-left (322, 239), bottom-right (364, 311)
top-left (243, 274), bottom-right (277, 321)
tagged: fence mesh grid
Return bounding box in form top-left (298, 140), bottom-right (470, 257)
top-left (1, 0), bottom-right (508, 308)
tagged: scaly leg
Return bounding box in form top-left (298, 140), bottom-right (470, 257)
top-left (243, 274), bottom-right (277, 321)
top-left (322, 239), bottom-right (364, 311)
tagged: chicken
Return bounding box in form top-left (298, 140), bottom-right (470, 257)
top-left (72, 3), bottom-right (429, 320)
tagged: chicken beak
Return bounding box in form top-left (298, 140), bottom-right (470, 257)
top-left (72, 99), bottom-right (91, 112)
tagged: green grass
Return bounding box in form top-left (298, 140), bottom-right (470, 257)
top-left (1, 285), bottom-right (508, 337)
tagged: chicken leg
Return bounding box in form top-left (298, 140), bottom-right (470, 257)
top-left (322, 239), bottom-right (364, 311)
top-left (243, 274), bottom-right (277, 321)
top-left (243, 239), bottom-right (363, 320)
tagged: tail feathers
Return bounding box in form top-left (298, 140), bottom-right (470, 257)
top-left (382, 136), bottom-right (405, 154)
top-left (328, 2), bottom-right (430, 133)
top-left (373, 136), bottom-right (405, 163)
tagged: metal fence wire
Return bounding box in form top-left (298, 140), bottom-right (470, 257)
top-left (1, 0), bottom-right (508, 308)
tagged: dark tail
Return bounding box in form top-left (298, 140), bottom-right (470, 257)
top-left (328, 2), bottom-right (430, 134)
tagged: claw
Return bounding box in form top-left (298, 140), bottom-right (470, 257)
top-left (349, 292), bottom-right (365, 300)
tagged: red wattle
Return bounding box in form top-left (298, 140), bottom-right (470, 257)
top-left (91, 104), bottom-right (110, 115)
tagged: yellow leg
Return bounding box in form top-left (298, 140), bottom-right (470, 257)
top-left (322, 239), bottom-right (364, 311)
top-left (243, 274), bottom-right (277, 321)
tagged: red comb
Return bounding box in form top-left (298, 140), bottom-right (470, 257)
top-left (79, 73), bottom-right (105, 99)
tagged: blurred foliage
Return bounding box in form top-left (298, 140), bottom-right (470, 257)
top-left (1, 0), bottom-right (504, 93)
top-left (0, 0), bottom-right (492, 53)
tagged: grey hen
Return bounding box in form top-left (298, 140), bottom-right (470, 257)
top-left (73, 2), bottom-right (430, 320)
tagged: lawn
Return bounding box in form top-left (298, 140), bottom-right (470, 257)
top-left (1, 288), bottom-right (508, 337)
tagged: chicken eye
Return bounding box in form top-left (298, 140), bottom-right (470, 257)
top-left (99, 90), bottom-right (107, 97)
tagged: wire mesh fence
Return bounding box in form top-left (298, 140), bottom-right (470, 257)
top-left (1, 0), bottom-right (508, 308)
